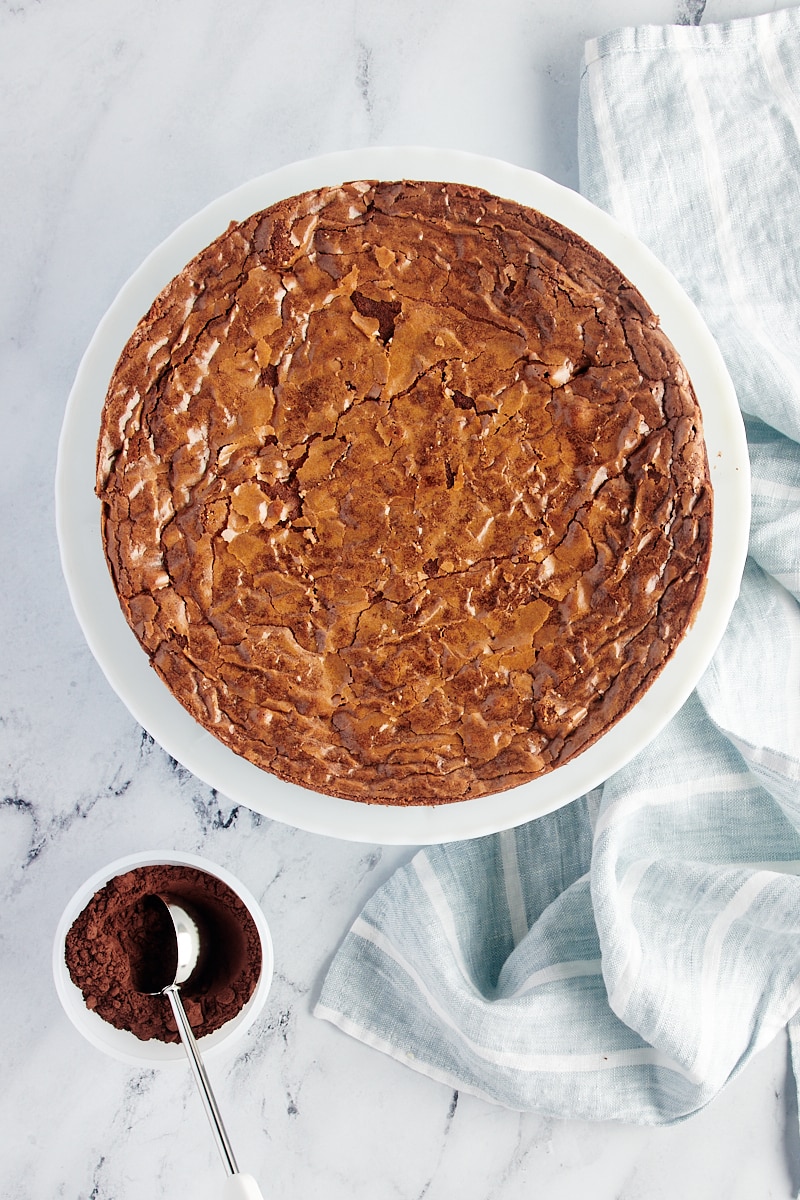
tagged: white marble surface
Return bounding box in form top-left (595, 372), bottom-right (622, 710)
top-left (3, 0), bottom-right (799, 1196)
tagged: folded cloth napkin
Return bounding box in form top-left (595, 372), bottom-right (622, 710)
top-left (316, 4), bottom-right (800, 1141)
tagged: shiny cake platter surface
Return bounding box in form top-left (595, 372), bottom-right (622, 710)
top-left (56, 146), bottom-right (750, 845)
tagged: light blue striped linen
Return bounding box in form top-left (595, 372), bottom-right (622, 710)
top-left (316, 6), bottom-right (800, 1137)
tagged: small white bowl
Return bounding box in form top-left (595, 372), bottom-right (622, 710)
top-left (53, 850), bottom-right (274, 1067)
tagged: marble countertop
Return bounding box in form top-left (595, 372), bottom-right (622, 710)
top-left (3, 0), bottom-right (797, 1196)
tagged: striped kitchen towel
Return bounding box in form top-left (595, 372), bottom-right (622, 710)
top-left (316, 5), bottom-right (800, 1138)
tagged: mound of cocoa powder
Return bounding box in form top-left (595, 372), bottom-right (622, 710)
top-left (64, 862), bottom-right (262, 1043)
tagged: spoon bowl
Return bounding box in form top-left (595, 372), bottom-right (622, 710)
top-left (129, 894), bottom-right (203, 994)
top-left (163, 898), bottom-right (201, 986)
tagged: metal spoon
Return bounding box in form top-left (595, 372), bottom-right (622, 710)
top-left (136, 895), bottom-right (265, 1200)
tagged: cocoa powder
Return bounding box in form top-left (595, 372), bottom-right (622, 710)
top-left (64, 863), bottom-right (262, 1043)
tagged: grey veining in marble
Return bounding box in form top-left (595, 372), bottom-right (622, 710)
top-left (2, 0), bottom-right (798, 1197)
top-left (676, 0), bottom-right (708, 22)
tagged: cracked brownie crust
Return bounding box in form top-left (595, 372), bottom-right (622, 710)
top-left (97, 179), bottom-right (712, 806)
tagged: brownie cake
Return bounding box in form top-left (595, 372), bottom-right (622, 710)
top-left (96, 179), bottom-right (712, 805)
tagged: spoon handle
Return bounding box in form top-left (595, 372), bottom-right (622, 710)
top-left (164, 984), bottom-right (240, 1176)
top-left (222, 1174), bottom-right (266, 1199)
